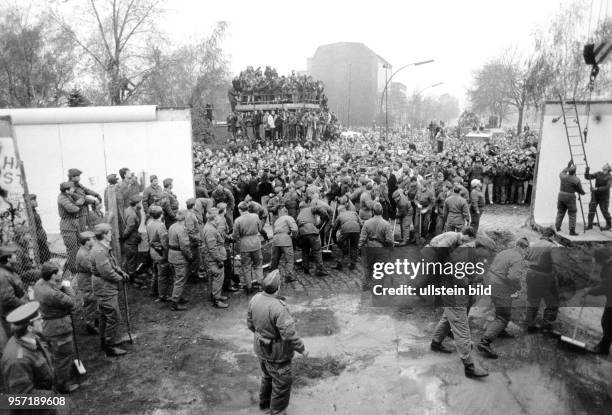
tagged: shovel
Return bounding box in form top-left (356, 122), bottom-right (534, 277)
top-left (122, 282), bottom-right (134, 345)
top-left (69, 314), bottom-right (86, 375)
top-left (322, 205), bottom-right (337, 258)
top-left (559, 297), bottom-right (588, 352)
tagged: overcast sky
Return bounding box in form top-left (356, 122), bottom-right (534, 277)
top-left (162, 0), bottom-right (604, 108)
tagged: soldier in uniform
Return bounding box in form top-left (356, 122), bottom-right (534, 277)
top-left (185, 199), bottom-right (202, 280)
top-left (392, 188), bottom-right (413, 245)
top-left (67, 168), bottom-right (102, 232)
top-left (1, 302), bottom-right (56, 402)
top-left (216, 203), bottom-right (240, 293)
top-left (478, 238), bottom-right (529, 359)
top-left (202, 209), bottom-right (229, 308)
top-left (233, 202), bottom-right (264, 294)
top-left (555, 161), bottom-right (585, 235)
top-left (469, 179), bottom-right (485, 234)
top-left (271, 206), bottom-right (298, 282)
top-left (584, 163), bottom-right (612, 230)
top-left (167, 210), bottom-right (192, 310)
top-left (331, 204), bottom-right (361, 270)
top-left (146, 206), bottom-right (170, 302)
top-left (0, 246), bottom-right (26, 352)
top-left (161, 178), bottom-right (179, 229)
top-left (212, 179), bottom-right (236, 227)
top-left (443, 184), bottom-right (471, 232)
top-left (296, 202), bottom-right (329, 276)
top-left (75, 231), bottom-right (98, 334)
top-left (58, 182), bottom-right (84, 275)
top-left (142, 175), bottom-right (164, 214)
top-left (90, 223), bottom-right (129, 356)
top-left (247, 270), bottom-right (307, 414)
top-left (359, 202), bottom-right (394, 249)
top-left (28, 194), bottom-right (52, 263)
top-left (121, 195), bottom-right (143, 282)
top-left (33, 262), bottom-right (79, 393)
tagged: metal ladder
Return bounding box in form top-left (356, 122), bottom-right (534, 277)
top-left (559, 97), bottom-right (600, 232)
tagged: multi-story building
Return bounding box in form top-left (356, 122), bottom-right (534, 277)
top-left (308, 42), bottom-right (391, 127)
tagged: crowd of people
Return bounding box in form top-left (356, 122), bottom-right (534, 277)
top-left (230, 66), bottom-right (326, 105)
top-left (1, 123), bottom-right (611, 415)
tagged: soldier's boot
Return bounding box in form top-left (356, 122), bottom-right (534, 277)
top-left (315, 267), bottom-right (329, 277)
top-left (569, 229), bottom-right (579, 236)
top-left (170, 301), bottom-right (187, 311)
top-left (463, 356), bottom-right (489, 378)
top-left (477, 339), bottom-right (499, 359)
top-left (603, 220), bottom-right (612, 231)
top-left (213, 299), bottom-right (229, 309)
top-left (430, 340), bottom-right (453, 354)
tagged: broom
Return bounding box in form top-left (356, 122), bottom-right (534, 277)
top-left (559, 297), bottom-right (588, 352)
top-left (322, 205), bottom-right (337, 258)
top-left (69, 314), bottom-right (87, 375)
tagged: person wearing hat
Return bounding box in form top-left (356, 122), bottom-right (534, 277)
top-left (0, 301), bottom-right (56, 396)
top-left (67, 168), bottom-right (102, 232)
top-left (584, 247), bottom-right (612, 354)
top-left (584, 163), bottom-right (612, 231)
top-left (142, 175), bottom-right (164, 214)
top-left (214, 203), bottom-right (240, 293)
top-left (556, 160), bottom-right (586, 235)
top-left (90, 222), bottom-right (129, 356)
top-left (296, 203), bottom-right (329, 277)
top-left (58, 181), bottom-right (84, 275)
top-left (478, 237), bottom-right (530, 359)
top-left (247, 269), bottom-right (307, 414)
top-left (121, 194), bottom-right (143, 283)
top-left (392, 188), bottom-right (413, 245)
top-left (185, 198), bottom-right (202, 280)
top-left (270, 206), bottom-right (298, 283)
top-left (75, 231), bottom-right (98, 334)
top-left (117, 168), bottom-right (141, 217)
top-left (0, 245), bottom-right (26, 351)
top-left (469, 179), bottom-right (485, 234)
top-left (202, 209), bottom-right (229, 308)
top-left (266, 188), bottom-right (283, 227)
top-left (282, 184), bottom-right (300, 220)
top-left (160, 178), bottom-right (179, 229)
top-left (233, 202), bottom-right (264, 294)
top-left (28, 194), bottom-right (51, 263)
top-left (146, 205), bottom-right (170, 302)
top-left (104, 173), bottom-right (124, 237)
top-left (167, 210), bottom-right (192, 310)
top-left (331, 204), bottom-right (362, 271)
top-left (33, 261), bottom-right (79, 393)
top-left (211, 182), bottom-right (235, 228)
top-left (442, 184), bottom-right (471, 233)
top-left (358, 202), bottom-right (394, 249)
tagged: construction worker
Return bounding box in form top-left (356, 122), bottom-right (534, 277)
top-left (556, 160), bottom-right (585, 235)
top-left (90, 222), bottom-right (129, 357)
top-left (271, 206), bottom-right (298, 282)
top-left (0, 245), bottom-right (26, 352)
top-left (202, 209), bottom-right (229, 308)
top-left (146, 206), bottom-right (171, 302)
top-left (470, 179), bottom-right (485, 234)
top-left (75, 230), bottom-right (98, 335)
top-left (33, 262), bottom-right (79, 393)
top-left (331, 204), bottom-right (361, 270)
top-left (167, 210), bottom-right (192, 311)
top-left (1, 302), bottom-right (55, 397)
top-left (584, 163), bottom-right (612, 230)
top-left (247, 270), bottom-right (307, 414)
top-left (142, 175), bottom-right (164, 214)
top-left (233, 202), bottom-right (264, 294)
top-left (443, 184), bottom-right (471, 232)
top-left (296, 202), bottom-right (329, 276)
top-left (478, 237), bottom-right (529, 359)
top-left (121, 194), bottom-right (143, 283)
top-left (524, 227), bottom-right (559, 333)
top-left (161, 178), bottom-right (179, 229)
top-left (185, 198), bottom-right (202, 280)
top-left (359, 202), bottom-right (394, 249)
top-left (584, 247), bottom-right (612, 354)
top-left (58, 181), bottom-right (84, 275)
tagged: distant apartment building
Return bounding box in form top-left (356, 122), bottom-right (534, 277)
top-left (308, 42), bottom-right (391, 127)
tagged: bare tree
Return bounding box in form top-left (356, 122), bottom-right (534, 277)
top-left (50, 0), bottom-right (164, 105)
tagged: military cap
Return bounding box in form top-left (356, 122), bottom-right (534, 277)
top-left (107, 174), bottom-right (118, 183)
top-left (186, 198), bottom-right (196, 208)
top-left (129, 194), bottom-right (143, 204)
top-left (163, 178), bottom-right (173, 187)
top-left (150, 174), bottom-right (158, 182)
top-left (149, 205), bottom-right (163, 215)
top-left (175, 210), bottom-right (187, 221)
top-left (262, 270), bottom-right (281, 294)
top-left (0, 245), bottom-right (18, 257)
top-left (216, 202), bottom-right (227, 211)
top-left (67, 168), bottom-right (82, 177)
top-left (372, 202), bottom-right (383, 215)
top-left (6, 301), bottom-right (41, 325)
top-left (79, 231), bottom-right (95, 239)
top-left (93, 222), bottom-right (113, 235)
top-left (238, 201), bottom-right (249, 211)
top-left (60, 182), bottom-right (73, 192)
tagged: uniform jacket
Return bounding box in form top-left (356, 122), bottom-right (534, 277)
top-left (168, 221), bottom-right (192, 264)
top-left (0, 265), bottom-right (25, 318)
top-left (559, 167), bottom-right (585, 195)
top-left (393, 190), bottom-right (413, 217)
top-left (185, 209), bottom-right (201, 245)
top-left (75, 246), bottom-right (92, 282)
top-left (443, 194), bottom-right (470, 228)
top-left (233, 213), bottom-right (262, 252)
top-left (1, 335), bottom-right (55, 396)
top-left (332, 210), bottom-right (361, 237)
top-left (296, 206), bottom-right (328, 236)
top-left (485, 248), bottom-right (525, 297)
top-left (57, 193), bottom-right (82, 232)
top-left (34, 279), bottom-right (76, 337)
top-left (212, 187), bottom-right (235, 212)
top-left (585, 169), bottom-right (612, 199)
top-left (470, 189), bottom-right (485, 214)
top-left (122, 206), bottom-right (142, 245)
top-left (428, 231), bottom-right (463, 248)
top-left (202, 222), bottom-right (227, 263)
top-left (247, 292), bottom-right (305, 363)
top-left (273, 215), bottom-right (298, 247)
top-left (142, 184), bottom-right (164, 212)
top-left (161, 189), bottom-right (179, 226)
top-left (90, 241), bottom-right (123, 296)
top-left (194, 198), bottom-right (214, 225)
top-left (147, 218), bottom-right (169, 262)
top-left (359, 216), bottom-right (394, 248)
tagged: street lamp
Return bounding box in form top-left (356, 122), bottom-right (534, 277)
top-left (380, 59), bottom-right (434, 140)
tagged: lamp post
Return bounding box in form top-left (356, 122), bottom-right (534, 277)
top-left (380, 59), bottom-right (434, 141)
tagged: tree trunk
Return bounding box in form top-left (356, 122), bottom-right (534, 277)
top-left (516, 105), bottom-right (524, 136)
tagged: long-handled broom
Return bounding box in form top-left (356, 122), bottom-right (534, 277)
top-left (69, 314), bottom-right (87, 375)
top-left (559, 297), bottom-right (588, 352)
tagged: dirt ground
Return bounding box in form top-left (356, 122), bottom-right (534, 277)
top-left (56, 205), bottom-right (612, 415)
